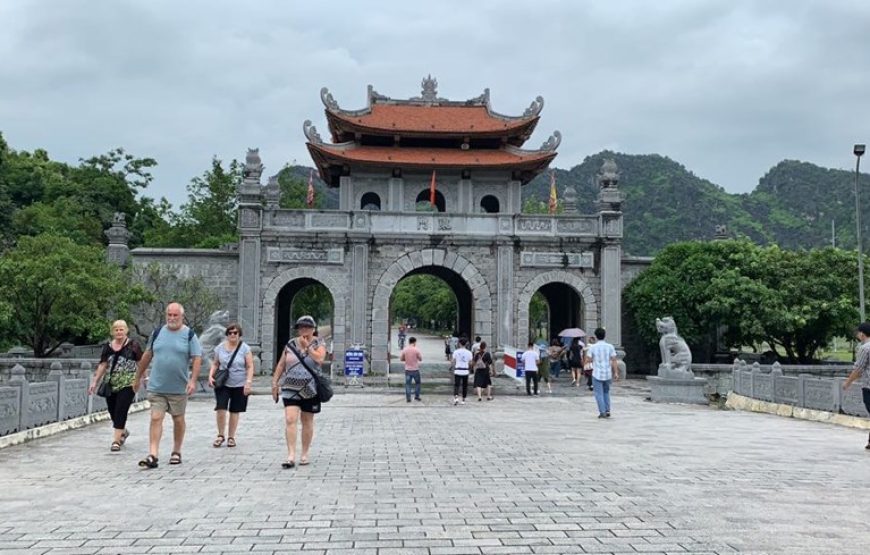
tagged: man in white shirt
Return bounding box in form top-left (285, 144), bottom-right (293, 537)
top-left (586, 328), bottom-right (619, 418)
top-left (520, 341), bottom-right (540, 396)
top-left (451, 337), bottom-right (473, 405)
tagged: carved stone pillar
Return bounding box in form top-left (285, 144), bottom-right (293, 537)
top-left (600, 243), bottom-right (622, 347)
top-left (105, 212), bottom-right (130, 266)
top-left (388, 177), bottom-right (404, 211)
top-left (339, 176), bottom-right (353, 211)
top-left (350, 243), bottom-right (369, 345)
top-left (238, 149), bottom-right (264, 344)
top-left (496, 245), bottom-right (515, 347)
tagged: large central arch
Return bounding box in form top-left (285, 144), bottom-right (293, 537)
top-left (370, 249), bottom-right (492, 371)
top-left (516, 270), bottom-right (599, 345)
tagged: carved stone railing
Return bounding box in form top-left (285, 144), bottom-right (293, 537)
top-left (0, 362), bottom-right (129, 437)
top-left (730, 360), bottom-right (868, 418)
top-left (263, 209), bottom-right (617, 239)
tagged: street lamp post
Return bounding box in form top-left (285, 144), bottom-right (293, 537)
top-left (855, 143), bottom-right (866, 321)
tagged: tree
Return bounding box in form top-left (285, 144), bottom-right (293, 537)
top-left (290, 284), bottom-right (334, 326)
top-left (128, 262), bottom-right (221, 340)
top-left (625, 239), bottom-right (860, 363)
top-left (391, 275), bottom-right (458, 332)
top-left (0, 234), bottom-right (144, 356)
top-left (278, 166), bottom-right (324, 209)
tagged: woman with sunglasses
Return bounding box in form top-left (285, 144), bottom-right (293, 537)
top-left (207, 322), bottom-right (254, 448)
top-left (271, 315), bottom-right (326, 468)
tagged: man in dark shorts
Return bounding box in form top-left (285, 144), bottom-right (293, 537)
top-left (843, 321), bottom-right (870, 450)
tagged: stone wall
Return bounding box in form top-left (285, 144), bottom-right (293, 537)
top-left (730, 361), bottom-right (867, 418)
top-left (0, 362), bottom-right (127, 437)
top-left (696, 360), bottom-right (853, 398)
top-left (130, 248), bottom-right (240, 319)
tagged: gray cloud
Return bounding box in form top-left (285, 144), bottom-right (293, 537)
top-left (1, 0), bottom-right (868, 206)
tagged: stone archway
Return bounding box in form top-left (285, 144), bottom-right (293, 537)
top-left (369, 249), bottom-right (493, 371)
top-left (516, 270), bottom-right (599, 345)
top-left (261, 267), bottom-right (348, 370)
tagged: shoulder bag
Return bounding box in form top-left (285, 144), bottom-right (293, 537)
top-left (97, 339), bottom-right (128, 397)
top-left (286, 341), bottom-right (334, 403)
top-left (213, 342), bottom-right (242, 388)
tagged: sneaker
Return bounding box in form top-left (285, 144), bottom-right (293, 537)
top-left (478, 398), bottom-right (482, 402)
top-left (587, 386), bottom-right (594, 391)
top-left (460, 399), bottom-right (466, 405)
top-left (406, 399), bottom-right (411, 403)
top-left (597, 413), bottom-right (606, 419)
top-left (415, 397), bottom-right (422, 402)
top-left (605, 412), bottom-right (611, 418)
top-left (453, 397), bottom-right (459, 406)
top-left (534, 392), bottom-right (539, 396)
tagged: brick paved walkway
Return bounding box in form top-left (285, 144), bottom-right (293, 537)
top-left (1, 386), bottom-right (869, 554)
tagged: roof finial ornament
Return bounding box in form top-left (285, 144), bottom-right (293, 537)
top-left (320, 87), bottom-right (339, 111)
top-left (303, 120), bottom-right (323, 145)
top-left (523, 96), bottom-right (544, 117)
top-left (421, 74), bottom-right (438, 102)
top-left (539, 130), bottom-right (562, 151)
top-left (244, 148), bottom-right (264, 181)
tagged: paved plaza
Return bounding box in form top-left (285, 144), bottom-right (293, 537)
top-left (1, 385), bottom-right (869, 555)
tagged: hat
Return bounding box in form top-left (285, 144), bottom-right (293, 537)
top-left (294, 315), bottom-right (316, 328)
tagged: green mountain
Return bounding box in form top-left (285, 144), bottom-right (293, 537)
top-left (523, 152), bottom-right (870, 256)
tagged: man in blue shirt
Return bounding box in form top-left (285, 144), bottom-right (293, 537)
top-left (586, 327), bottom-right (619, 418)
top-left (133, 302), bottom-right (202, 468)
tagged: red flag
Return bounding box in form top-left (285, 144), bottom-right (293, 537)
top-left (548, 170), bottom-right (558, 214)
top-left (429, 170), bottom-right (437, 207)
top-left (306, 169), bottom-right (315, 208)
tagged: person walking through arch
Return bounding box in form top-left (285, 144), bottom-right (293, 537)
top-left (133, 302), bottom-right (203, 469)
top-left (207, 322), bottom-right (254, 448)
top-left (567, 337), bottom-right (584, 387)
top-left (271, 315), bottom-right (327, 468)
top-left (586, 327), bottom-right (619, 418)
top-left (401, 336), bottom-right (423, 402)
top-left (522, 341), bottom-right (541, 396)
top-left (473, 341), bottom-right (494, 401)
top-left (451, 337), bottom-right (472, 405)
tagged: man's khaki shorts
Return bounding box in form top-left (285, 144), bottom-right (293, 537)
top-left (147, 393), bottom-right (188, 416)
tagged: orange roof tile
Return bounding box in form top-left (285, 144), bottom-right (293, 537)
top-left (309, 144), bottom-right (555, 169)
top-left (327, 104), bottom-right (537, 136)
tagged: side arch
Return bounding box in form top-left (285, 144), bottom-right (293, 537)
top-left (516, 270), bottom-right (599, 345)
top-left (260, 266), bottom-right (348, 369)
top-left (369, 248), bottom-right (493, 371)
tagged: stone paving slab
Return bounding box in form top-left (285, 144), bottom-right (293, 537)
top-left (1, 386), bottom-right (869, 554)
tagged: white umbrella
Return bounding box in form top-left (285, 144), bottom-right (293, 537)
top-left (558, 327), bottom-right (586, 338)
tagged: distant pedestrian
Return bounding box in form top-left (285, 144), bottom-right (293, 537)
top-left (587, 328), bottom-right (619, 418)
top-left (473, 341), bottom-right (494, 401)
top-left (548, 338), bottom-right (564, 379)
top-left (567, 337), bottom-right (584, 387)
top-left (271, 315), bottom-right (327, 469)
top-left (133, 302), bottom-right (203, 469)
top-left (451, 337), bottom-right (473, 405)
top-left (843, 322), bottom-right (870, 450)
top-left (444, 336), bottom-right (452, 361)
top-left (471, 336), bottom-right (482, 356)
top-left (207, 322), bottom-right (254, 448)
top-left (537, 342), bottom-right (552, 394)
top-left (88, 320), bottom-right (143, 452)
top-left (583, 336), bottom-right (596, 390)
top-left (401, 336), bottom-right (423, 402)
top-left (521, 341), bottom-right (540, 396)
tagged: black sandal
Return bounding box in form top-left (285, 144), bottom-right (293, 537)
top-left (169, 452), bottom-right (182, 465)
top-left (227, 437), bottom-right (236, 448)
top-left (213, 434), bottom-right (225, 448)
top-left (110, 442), bottom-right (121, 452)
top-left (138, 454), bottom-right (158, 469)
top-left (281, 460), bottom-right (295, 469)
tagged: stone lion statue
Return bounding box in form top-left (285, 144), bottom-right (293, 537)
top-left (656, 317), bottom-right (694, 380)
top-left (198, 310), bottom-right (231, 357)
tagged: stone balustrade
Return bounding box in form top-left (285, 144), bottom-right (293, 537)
top-left (687, 361), bottom-right (852, 397)
top-left (0, 362), bottom-right (121, 437)
top-left (730, 360), bottom-right (868, 418)
top-left (0, 358), bottom-right (100, 383)
top-left (262, 209), bottom-right (618, 239)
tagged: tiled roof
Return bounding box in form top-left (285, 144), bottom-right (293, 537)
top-left (327, 105), bottom-right (538, 136)
top-left (309, 144), bottom-right (555, 168)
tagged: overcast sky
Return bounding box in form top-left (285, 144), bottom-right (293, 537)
top-left (1, 0), bottom-right (867, 206)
